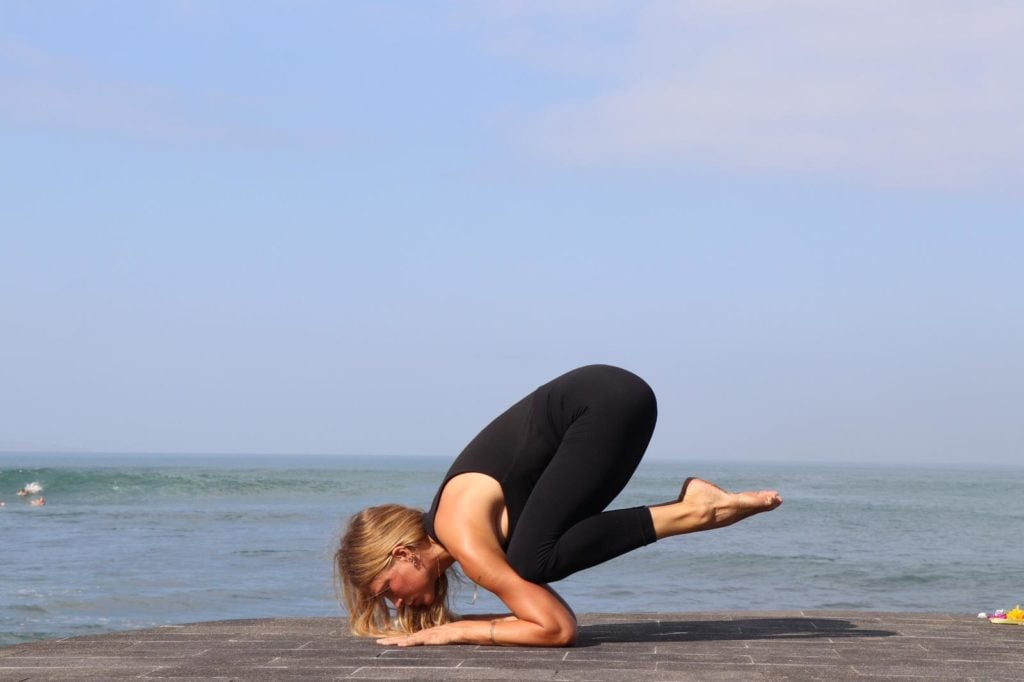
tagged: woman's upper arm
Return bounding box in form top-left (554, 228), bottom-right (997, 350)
top-left (433, 473), bottom-right (576, 646)
top-left (459, 546), bottom-right (577, 646)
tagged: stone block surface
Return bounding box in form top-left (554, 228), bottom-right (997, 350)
top-left (1, 612), bottom-right (1020, 681)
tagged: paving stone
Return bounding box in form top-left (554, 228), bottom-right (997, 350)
top-left (1, 612), bottom-right (1021, 681)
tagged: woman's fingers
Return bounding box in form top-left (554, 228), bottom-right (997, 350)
top-left (377, 636), bottom-right (412, 646)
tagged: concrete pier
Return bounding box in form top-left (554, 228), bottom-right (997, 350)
top-left (2, 611), bottom-right (1021, 680)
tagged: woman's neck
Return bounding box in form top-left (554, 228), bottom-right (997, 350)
top-left (425, 538), bottom-right (456, 576)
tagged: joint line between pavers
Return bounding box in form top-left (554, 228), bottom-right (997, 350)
top-left (353, 666), bottom-right (473, 671)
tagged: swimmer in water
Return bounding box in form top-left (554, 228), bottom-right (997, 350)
top-left (18, 482), bottom-right (43, 496)
top-left (30, 497), bottom-right (46, 507)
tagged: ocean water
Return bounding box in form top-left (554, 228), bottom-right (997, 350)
top-left (1, 454), bottom-right (1022, 647)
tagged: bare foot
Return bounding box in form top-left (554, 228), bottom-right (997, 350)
top-left (651, 478), bottom-right (782, 539)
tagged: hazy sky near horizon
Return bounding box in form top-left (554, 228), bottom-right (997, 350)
top-left (2, 1), bottom-right (1021, 466)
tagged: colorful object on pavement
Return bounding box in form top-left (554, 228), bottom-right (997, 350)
top-left (987, 605), bottom-right (1024, 625)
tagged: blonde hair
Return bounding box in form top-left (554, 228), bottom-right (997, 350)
top-left (335, 504), bottom-right (454, 636)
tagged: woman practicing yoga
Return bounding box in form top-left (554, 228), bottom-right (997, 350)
top-left (336, 364), bottom-right (782, 647)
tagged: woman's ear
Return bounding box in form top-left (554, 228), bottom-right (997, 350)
top-left (392, 545), bottom-right (412, 561)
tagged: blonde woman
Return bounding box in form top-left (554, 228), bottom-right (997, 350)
top-left (336, 365), bottom-right (782, 647)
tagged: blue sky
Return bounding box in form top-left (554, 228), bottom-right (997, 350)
top-left (1, 1), bottom-right (1021, 465)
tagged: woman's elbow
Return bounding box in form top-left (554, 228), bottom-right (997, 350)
top-left (555, 623), bottom-right (578, 647)
top-left (542, 619), bottom-right (577, 647)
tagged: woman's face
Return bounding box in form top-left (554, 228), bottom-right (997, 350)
top-left (370, 553), bottom-right (436, 609)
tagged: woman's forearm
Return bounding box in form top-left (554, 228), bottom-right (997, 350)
top-left (375, 615), bottom-right (576, 647)
top-left (450, 616), bottom-right (575, 647)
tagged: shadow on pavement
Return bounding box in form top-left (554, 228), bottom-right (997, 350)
top-left (576, 617), bottom-right (897, 646)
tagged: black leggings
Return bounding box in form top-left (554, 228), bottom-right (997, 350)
top-left (503, 367), bottom-right (659, 583)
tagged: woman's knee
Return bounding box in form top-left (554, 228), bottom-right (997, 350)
top-left (590, 365), bottom-right (657, 420)
top-left (627, 376), bottom-right (657, 424)
top-left (608, 369), bottom-right (658, 434)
